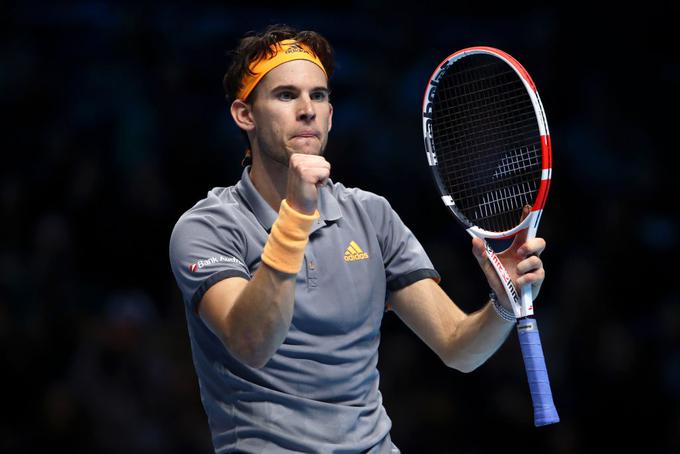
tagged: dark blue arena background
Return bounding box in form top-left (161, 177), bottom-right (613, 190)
top-left (1, 2), bottom-right (677, 452)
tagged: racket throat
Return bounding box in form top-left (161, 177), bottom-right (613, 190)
top-left (481, 239), bottom-right (524, 318)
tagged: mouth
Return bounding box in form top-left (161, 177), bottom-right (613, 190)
top-left (292, 130), bottom-right (321, 139)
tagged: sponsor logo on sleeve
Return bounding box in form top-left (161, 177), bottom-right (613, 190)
top-left (189, 255), bottom-right (244, 272)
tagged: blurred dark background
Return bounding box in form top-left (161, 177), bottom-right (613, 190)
top-left (1, 1), bottom-right (677, 453)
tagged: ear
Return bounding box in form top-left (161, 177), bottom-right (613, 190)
top-left (230, 99), bottom-right (255, 132)
top-left (327, 102), bottom-right (333, 133)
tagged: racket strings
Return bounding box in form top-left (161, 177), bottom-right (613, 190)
top-left (436, 68), bottom-right (536, 151)
top-left (440, 148), bottom-right (537, 202)
top-left (437, 140), bottom-right (540, 182)
top-left (436, 108), bottom-right (538, 158)
top-left (431, 54), bottom-right (541, 233)
top-left (474, 182), bottom-right (538, 223)
top-left (493, 145), bottom-right (539, 179)
top-left (436, 128), bottom-right (538, 171)
top-left (436, 98), bottom-right (537, 134)
top-left (441, 60), bottom-right (503, 79)
top-left (445, 155), bottom-right (540, 213)
top-left (438, 164), bottom-right (540, 210)
top-left (437, 102), bottom-right (537, 142)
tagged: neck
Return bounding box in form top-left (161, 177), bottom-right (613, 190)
top-left (249, 148), bottom-right (288, 213)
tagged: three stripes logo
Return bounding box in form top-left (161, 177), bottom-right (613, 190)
top-left (344, 241), bottom-right (369, 262)
top-left (285, 43), bottom-right (311, 55)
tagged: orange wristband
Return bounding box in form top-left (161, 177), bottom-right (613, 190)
top-left (261, 199), bottom-right (320, 274)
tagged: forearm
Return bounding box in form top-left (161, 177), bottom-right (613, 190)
top-left (445, 300), bottom-right (514, 372)
top-left (224, 263), bottom-right (296, 368)
top-left (209, 198), bottom-right (317, 368)
top-left (390, 279), bottom-right (514, 373)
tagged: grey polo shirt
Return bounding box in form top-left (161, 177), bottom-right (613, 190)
top-left (169, 167), bottom-right (440, 453)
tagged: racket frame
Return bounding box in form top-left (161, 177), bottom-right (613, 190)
top-left (422, 47), bottom-right (560, 426)
top-left (422, 46), bottom-right (553, 319)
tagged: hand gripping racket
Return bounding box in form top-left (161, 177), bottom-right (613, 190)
top-left (421, 47), bottom-right (559, 426)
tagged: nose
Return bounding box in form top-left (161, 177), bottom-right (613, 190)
top-left (297, 95), bottom-right (315, 122)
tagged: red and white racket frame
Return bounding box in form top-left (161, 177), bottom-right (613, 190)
top-left (422, 47), bottom-right (553, 318)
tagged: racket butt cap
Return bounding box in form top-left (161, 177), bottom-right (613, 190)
top-left (534, 408), bottom-right (560, 427)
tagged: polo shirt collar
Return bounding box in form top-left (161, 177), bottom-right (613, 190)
top-left (235, 166), bottom-right (342, 233)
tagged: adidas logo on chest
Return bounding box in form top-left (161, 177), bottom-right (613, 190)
top-left (344, 241), bottom-right (369, 262)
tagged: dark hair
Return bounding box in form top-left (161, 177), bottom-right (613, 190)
top-left (223, 24), bottom-right (335, 105)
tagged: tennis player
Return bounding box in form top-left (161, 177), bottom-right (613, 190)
top-left (169, 24), bottom-right (546, 453)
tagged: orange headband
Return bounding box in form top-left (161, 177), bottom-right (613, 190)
top-left (236, 39), bottom-right (328, 101)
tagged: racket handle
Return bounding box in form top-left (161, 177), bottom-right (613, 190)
top-left (517, 317), bottom-right (560, 426)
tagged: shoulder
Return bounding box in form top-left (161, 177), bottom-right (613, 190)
top-left (329, 181), bottom-right (391, 211)
top-left (170, 186), bottom-right (246, 248)
top-left (176, 186), bottom-right (244, 225)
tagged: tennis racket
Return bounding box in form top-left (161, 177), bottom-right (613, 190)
top-left (421, 47), bottom-right (559, 426)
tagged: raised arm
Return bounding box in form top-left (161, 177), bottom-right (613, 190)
top-left (389, 235), bottom-right (546, 372)
top-left (198, 264), bottom-right (295, 368)
top-left (198, 154), bottom-right (330, 368)
top-left (388, 278), bottom-right (513, 372)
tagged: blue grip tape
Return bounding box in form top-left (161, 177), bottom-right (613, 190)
top-left (517, 317), bottom-right (560, 426)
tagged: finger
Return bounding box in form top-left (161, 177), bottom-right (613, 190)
top-left (517, 255), bottom-right (542, 274)
top-left (316, 172), bottom-right (330, 188)
top-left (517, 268), bottom-right (545, 287)
top-left (509, 205), bottom-right (532, 250)
top-left (517, 238), bottom-right (546, 257)
top-left (471, 237), bottom-right (487, 265)
top-left (471, 237), bottom-right (495, 277)
top-left (518, 204), bottom-right (532, 223)
top-left (290, 158), bottom-right (330, 174)
top-left (471, 237), bottom-right (505, 294)
top-left (299, 161), bottom-right (330, 173)
top-left (291, 158), bottom-right (330, 180)
top-left (291, 153), bottom-right (330, 166)
top-left (301, 165), bottom-right (330, 180)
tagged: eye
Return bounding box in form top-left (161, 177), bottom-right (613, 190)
top-left (277, 91), bottom-right (295, 101)
top-left (311, 91), bottom-right (328, 101)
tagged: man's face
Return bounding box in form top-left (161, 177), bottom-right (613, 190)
top-left (249, 60), bottom-right (333, 165)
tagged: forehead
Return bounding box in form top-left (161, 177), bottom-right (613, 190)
top-left (257, 60), bottom-right (328, 91)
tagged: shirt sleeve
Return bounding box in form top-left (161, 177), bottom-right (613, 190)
top-left (169, 208), bottom-right (251, 313)
top-left (365, 194), bottom-right (441, 292)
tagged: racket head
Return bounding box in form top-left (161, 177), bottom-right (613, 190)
top-left (422, 47), bottom-right (552, 239)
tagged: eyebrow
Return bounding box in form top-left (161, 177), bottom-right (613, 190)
top-left (270, 85), bottom-right (330, 93)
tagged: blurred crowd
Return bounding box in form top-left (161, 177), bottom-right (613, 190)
top-left (1, 2), bottom-right (677, 453)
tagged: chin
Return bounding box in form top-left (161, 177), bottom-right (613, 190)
top-left (289, 136), bottom-right (326, 155)
top-left (292, 145), bottom-right (323, 156)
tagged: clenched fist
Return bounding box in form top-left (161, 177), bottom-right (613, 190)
top-left (286, 153), bottom-right (331, 215)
